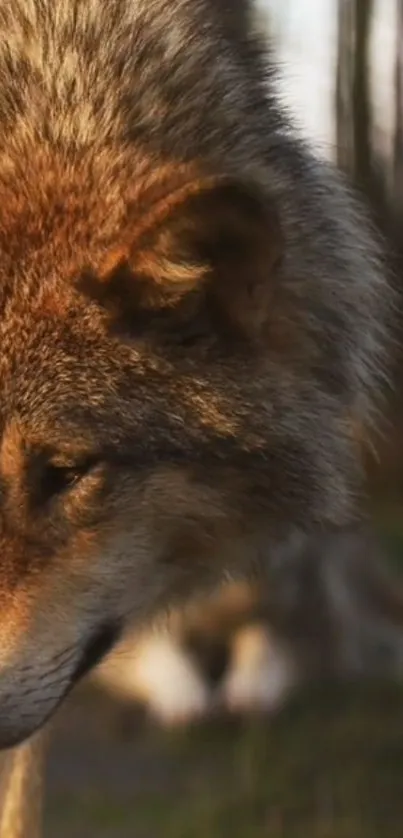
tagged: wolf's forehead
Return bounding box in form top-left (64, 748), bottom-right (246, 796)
top-left (0, 311), bottom-right (111, 419)
top-left (0, 148), bottom-right (189, 310)
top-left (0, 147), bottom-right (136, 287)
top-left (0, 195), bottom-right (122, 282)
top-left (0, 306), bottom-right (245, 448)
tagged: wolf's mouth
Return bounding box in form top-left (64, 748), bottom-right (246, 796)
top-left (71, 621), bottom-right (122, 685)
top-left (0, 624), bottom-right (122, 750)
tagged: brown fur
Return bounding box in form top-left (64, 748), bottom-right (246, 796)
top-left (0, 0), bottom-right (397, 750)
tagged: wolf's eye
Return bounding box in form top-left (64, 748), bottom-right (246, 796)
top-left (42, 460), bottom-right (95, 499)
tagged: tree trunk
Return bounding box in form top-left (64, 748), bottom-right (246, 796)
top-left (394, 0), bottom-right (403, 217)
top-left (352, 0), bottom-right (373, 191)
top-left (336, 0), bottom-right (374, 194)
top-left (336, 0), bottom-right (355, 173)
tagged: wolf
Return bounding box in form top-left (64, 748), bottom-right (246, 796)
top-left (0, 0), bottom-right (396, 749)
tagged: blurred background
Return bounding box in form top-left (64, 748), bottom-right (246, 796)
top-left (44, 3), bottom-right (403, 836)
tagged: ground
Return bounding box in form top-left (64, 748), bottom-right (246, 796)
top-left (45, 679), bottom-right (403, 838)
top-left (45, 512), bottom-right (403, 838)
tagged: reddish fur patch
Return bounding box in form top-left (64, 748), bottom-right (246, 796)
top-left (0, 150), bottom-right (212, 305)
top-left (0, 421), bottom-right (23, 483)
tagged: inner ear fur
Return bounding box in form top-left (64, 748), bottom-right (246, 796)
top-left (96, 176), bottom-right (283, 339)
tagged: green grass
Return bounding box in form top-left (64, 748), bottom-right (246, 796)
top-left (46, 681), bottom-right (403, 838)
top-left (46, 517), bottom-right (403, 837)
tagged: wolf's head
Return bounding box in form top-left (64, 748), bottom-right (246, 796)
top-left (0, 0), bottom-right (388, 747)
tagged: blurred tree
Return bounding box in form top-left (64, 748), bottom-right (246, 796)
top-left (352, 0), bottom-right (374, 192)
top-left (336, 0), bottom-right (355, 174)
top-left (335, 0), bottom-right (403, 496)
top-left (394, 0), bottom-right (403, 219)
top-left (336, 0), bottom-right (375, 196)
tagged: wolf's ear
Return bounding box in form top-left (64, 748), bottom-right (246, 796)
top-left (95, 178), bottom-right (283, 339)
